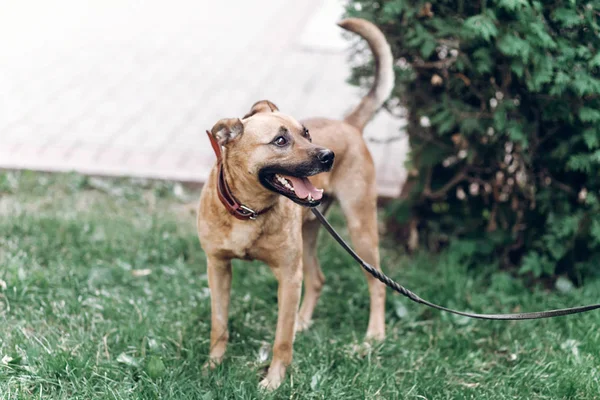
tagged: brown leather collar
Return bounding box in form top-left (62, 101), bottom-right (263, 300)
top-left (206, 131), bottom-right (271, 220)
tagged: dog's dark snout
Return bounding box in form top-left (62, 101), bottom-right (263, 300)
top-left (317, 149), bottom-right (335, 166)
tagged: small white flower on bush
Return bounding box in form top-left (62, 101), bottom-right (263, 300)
top-left (469, 183), bottom-right (479, 195)
top-left (395, 58), bottom-right (409, 69)
top-left (420, 116), bottom-right (431, 127)
top-left (578, 188), bottom-right (588, 202)
top-left (443, 156), bottom-right (457, 167)
top-left (431, 74), bottom-right (443, 86)
top-left (437, 46), bottom-right (448, 59)
top-left (496, 171), bottom-right (504, 182)
top-left (516, 170), bottom-right (527, 187)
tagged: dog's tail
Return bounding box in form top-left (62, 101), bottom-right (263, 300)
top-left (338, 18), bottom-right (394, 132)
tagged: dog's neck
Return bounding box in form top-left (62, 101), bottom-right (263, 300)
top-left (206, 130), bottom-right (278, 220)
top-left (221, 159), bottom-right (278, 213)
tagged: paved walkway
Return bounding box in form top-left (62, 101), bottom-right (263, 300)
top-left (0, 0), bottom-right (408, 197)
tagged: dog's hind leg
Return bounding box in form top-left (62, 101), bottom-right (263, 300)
top-left (297, 219), bottom-right (325, 332)
top-left (337, 188), bottom-right (386, 341)
top-left (204, 256), bottom-right (233, 369)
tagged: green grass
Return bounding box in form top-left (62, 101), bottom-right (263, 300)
top-left (1, 171), bottom-right (599, 399)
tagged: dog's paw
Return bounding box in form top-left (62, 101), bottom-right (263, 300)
top-left (259, 365), bottom-right (286, 391)
top-left (350, 341), bottom-right (373, 358)
top-left (295, 318), bottom-right (312, 333)
top-left (258, 377), bottom-right (282, 391)
top-left (201, 358), bottom-right (221, 376)
top-left (365, 328), bottom-right (385, 342)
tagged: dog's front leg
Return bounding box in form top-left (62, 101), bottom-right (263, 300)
top-left (260, 259), bottom-right (302, 390)
top-left (204, 255), bottom-right (232, 369)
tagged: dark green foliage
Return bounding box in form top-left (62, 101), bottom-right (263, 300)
top-left (346, 0), bottom-right (600, 281)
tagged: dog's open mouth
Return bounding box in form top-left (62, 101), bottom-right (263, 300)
top-left (274, 174), bottom-right (324, 201)
top-left (262, 173), bottom-right (324, 206)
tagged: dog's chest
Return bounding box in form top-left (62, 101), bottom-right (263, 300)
top-left (225, 223), bottom-right (262, 259)
top-left (216, 218), bottom-right (299, 262)
top-left (198, 196), bottom-right (302, 262)
top-left (201, 220), bottom-right (258, 260)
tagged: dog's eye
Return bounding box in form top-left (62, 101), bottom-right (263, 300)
top-left (303, 128), bottom-right (312, 142)
top-left (273, 136), bottom-right (288, 146)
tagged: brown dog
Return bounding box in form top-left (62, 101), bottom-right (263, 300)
top-left (197, 18), bottom-right (394, 390)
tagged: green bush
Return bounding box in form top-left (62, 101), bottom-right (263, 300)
top-left (345, 0), bottom-right (600, 282)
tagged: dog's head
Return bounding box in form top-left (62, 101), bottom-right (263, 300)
top-left (209, 100), bottom-right (334, 207)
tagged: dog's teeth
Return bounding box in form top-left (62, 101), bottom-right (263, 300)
top-left (276, 175), bottom-right (294, 192)
top-left (277, 175), bottom-right (290, 189)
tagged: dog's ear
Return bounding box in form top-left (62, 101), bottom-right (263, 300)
top-left (243, 100), bottom-right (279, 119)
top-left (210, 118), bottom-right (244, 146)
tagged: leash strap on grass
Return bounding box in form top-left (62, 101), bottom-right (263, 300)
top-left (311, 208), bottom-right (600, 320)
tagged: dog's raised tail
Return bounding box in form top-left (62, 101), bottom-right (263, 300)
top-left (338, 18), bottom-right (394, 132)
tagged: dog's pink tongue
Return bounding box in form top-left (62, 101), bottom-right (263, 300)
top-left (285, 176), bottom-right (323, 200)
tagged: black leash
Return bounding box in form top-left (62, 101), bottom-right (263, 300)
top-left (311, 208), bottom-right (600, 320)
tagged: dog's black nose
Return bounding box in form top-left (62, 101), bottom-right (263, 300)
top-left (317, 149), bottom-right (335, 166)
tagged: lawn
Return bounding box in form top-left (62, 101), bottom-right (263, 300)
top-left (0, 171), bottom-right (599, 399)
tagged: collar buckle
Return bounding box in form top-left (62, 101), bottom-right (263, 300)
top-left (239, 205), bottom-right (258, 220)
